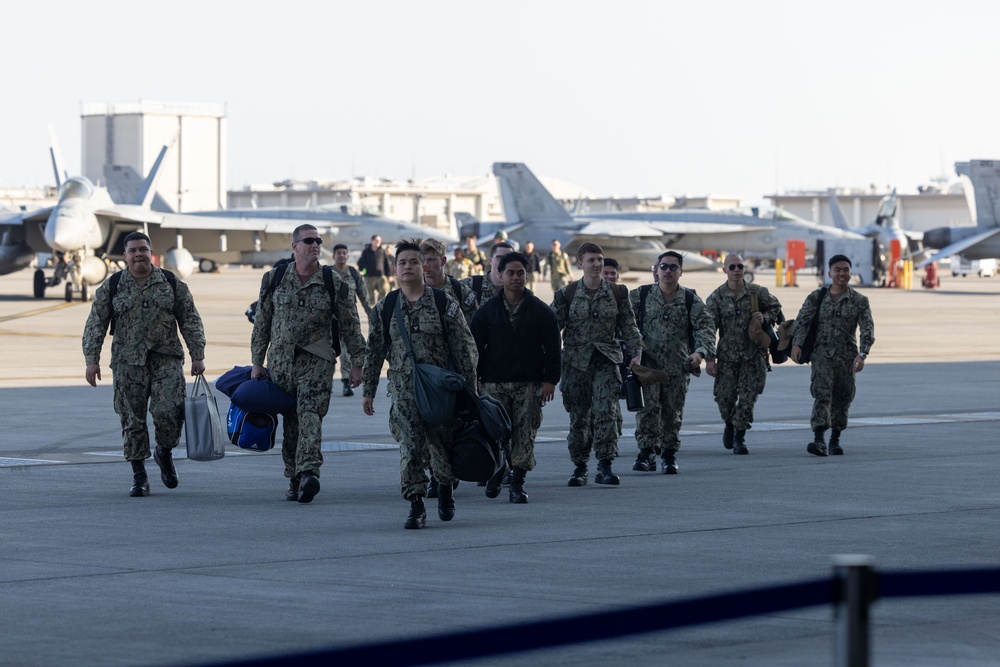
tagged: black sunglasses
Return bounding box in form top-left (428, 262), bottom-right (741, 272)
top-left (297, 237), bottom-right (322, 245)
top-left (728, 263), bottom-right (745, 271)
top-left (657, 263), bottom-right (681, 271)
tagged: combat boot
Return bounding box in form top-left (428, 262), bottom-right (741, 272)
top-left (342, 379), bottom-right (354, 397)
top-left (594, 459), bottom-right (620, 485)
top-left (426, 472), bottom-right (440, 499)
top-left (485, 465), bottom-right (506, 499)
top-left (661, 449), bottom-right (679, 475)
top-left (298, 472), bottom-right (320, 503)
top-left (437, 481), bottom-right (456, 521)
top-left (807, 429), bottom-right (828, 457)
top-left (829, 429), bottom-right (844, 455)
top-left (404, 498), bottom-right (426, 529)
top-left (153, 445), bottom-right (178, 488)
top-left (509, 467), bottom-right (528, 504)
top-left (733, 429), bottom-right (749, 455)
top-left (129, 460), bottom-right (149, 497)
top-left (723, 423), bottom-right (735, 450)
top-left (632, 448), bottom-right (656, 472)
top-left (285, 476), bottom-right (299, 501)
top-left (567, 463), bottom-right (588, 487)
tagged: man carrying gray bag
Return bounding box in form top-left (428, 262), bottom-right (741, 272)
top-left (82, 231), bottom-right (210, 497)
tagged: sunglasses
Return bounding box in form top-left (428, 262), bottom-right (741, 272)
top-left (657, 263), bottom-right (681, 272)
top-left (728, 263), bottom-right (745, 271)
top-left (297, 237), bottom-right (322, 245)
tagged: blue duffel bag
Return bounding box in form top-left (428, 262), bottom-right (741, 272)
top-left (226, 404), bottom-right (278, 452)
top-left (216, 366), bottom-right (296, 415)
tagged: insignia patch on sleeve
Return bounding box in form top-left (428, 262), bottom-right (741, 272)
top-left (463, 293), bottom-right (477, 307)
top-left (447, 302), bottom-right (460, 319)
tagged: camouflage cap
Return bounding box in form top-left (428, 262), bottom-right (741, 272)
top-left (420, 238), bottom-right (447, 257)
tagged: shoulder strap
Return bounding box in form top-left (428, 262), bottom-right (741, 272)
top-left (565, 280), bottom-right (578, 306)
top-left (637, 284), bottom-right (652, 334)
top-left (382, 290), bottom-right (400, 356)
top-left (472, 275), bottom-right (485, 304)
top-left (748, 284), bottom-right (759, 313)
top-left (109, 269), bottom-right (177, 336)
top-left (348, 265), bottom-right (360, 285)
top-left (264, 262), bottom-right (290, 299)
top-left (448, 275), bottom-right (463, 302)
top-left (685, 289), bottom-right (696, 351)
top-left (614, 283), bottom-right (626, 308)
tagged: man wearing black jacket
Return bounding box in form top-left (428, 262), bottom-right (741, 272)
top-left (470, 252), bottom-right (561, 503)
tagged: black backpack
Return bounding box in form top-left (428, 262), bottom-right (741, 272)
top-left (246, 259), bottom-right (347, 357)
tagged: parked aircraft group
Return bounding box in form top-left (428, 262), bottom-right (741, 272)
top-left (2, 139), bottom-right (998, 301)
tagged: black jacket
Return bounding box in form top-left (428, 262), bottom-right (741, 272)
top-left (470, 290), bottom-right (561, 385)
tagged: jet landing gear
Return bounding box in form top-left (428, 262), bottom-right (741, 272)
top-left (64, 282), bottom-right (90, 302)
top-left (33, 270), bottom-right (46, 298)
top-left (33, 258), bottom-right (68, 300)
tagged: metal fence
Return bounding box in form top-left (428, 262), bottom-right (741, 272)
top-left (211, 557), bottom-right (1000, 667)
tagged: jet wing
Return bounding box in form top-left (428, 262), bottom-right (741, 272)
top-left (647, 221), bottom-right (776, 235)
top-left (917, 227), bottom-right (1000, 268)
top-left (0, 207), bottom-right (54, 226)
top-left (576, 221), bottom-right (667, 238)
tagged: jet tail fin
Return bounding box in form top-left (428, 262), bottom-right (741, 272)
top-left (492, 162), bottom-right (573, 224)
top-left (47, 125), bottom-right (68, 189)
top-left (105, 164), bottom-right (175, 212)
top-left (135, 143), bottom-right (172, 209)
top-left (827, 191), bottom-right (850, 230)
top-left (956, 160), bottom-right (1000, 228)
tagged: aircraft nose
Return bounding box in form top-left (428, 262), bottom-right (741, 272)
top-left (44, 205), bottom-right (87, 252)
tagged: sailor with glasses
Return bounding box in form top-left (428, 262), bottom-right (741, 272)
top-left (705, 254), bottom-right (783, 455)
top-left (629, 251), bottom-right (715, 474)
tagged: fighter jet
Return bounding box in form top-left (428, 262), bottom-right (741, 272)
top-left (482, 163), bottom-right (864, 268)
top-left (919, 160), bottom-right (1000, 267)
top-left (103, 164), bottom-right (459, 272)
top-left (828, 189), bottom-right (924, 258)
top-left (458, 164), bottom-right (716, 272)
top-left (0, 145), bottom-right (455, 300)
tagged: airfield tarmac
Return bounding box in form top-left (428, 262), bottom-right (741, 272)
top-left (1, 265), bottom-right (998, 666)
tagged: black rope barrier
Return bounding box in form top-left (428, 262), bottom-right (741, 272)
top-left (207, 566), bottom-right (1000, 667)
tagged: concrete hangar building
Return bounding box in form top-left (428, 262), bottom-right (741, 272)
top-left (81, 101), bottom-right (226, 213)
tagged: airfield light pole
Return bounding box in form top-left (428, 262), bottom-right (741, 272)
top-left (832, 555), bottom-right (877, 667)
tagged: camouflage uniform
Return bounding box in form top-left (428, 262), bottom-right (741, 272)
top-left (481, 381), bottom-right (542, 470)
top-left (460, 273), bottom-right (501, 313)
top-left (251, 265), bottom-right (366, 480)
top-left (552, 280), bottom-right (642, 465)
top-left (792, 287), bottom-right (875, 431)
top-left (464, 246), bottom-right (488, 275)
top-left (362, 286), bottom-right (478, 500)
top-left (334, 265), bottom-right (371, 382)
top-left (446, 276), bottom-right (480, 324)
top-left (705, 281), bottom-right (782, 430)
top-left (629, 285), bottom-right (716, 453)
top-left (82, 268), bottom-right (205, 461)
top-left (547, 250), bottom-right (573, 291)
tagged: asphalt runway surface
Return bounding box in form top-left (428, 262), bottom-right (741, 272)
top-left (1, 265), bottom-right (999, 666)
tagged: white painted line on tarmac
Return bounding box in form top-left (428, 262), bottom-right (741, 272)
top-left (0, 457), bottom-right (65, 467)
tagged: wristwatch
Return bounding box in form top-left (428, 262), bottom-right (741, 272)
top-left (858, 352), bottom-right (867, 359)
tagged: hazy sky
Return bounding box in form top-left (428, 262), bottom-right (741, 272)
top-left (3, 0), bottom-right (998, 205)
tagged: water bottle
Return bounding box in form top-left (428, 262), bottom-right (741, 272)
top-left (624, 371), bottom-right (644, 412)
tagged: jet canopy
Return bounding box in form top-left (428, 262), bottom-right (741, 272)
top-left (58, 177), bottom-right (94, 201)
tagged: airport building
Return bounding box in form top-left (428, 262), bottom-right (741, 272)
top-left (81, 101), bottom-right (227, 213)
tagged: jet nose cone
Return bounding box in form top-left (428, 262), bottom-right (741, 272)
top-left (44, 204), bottom-right (92, 252)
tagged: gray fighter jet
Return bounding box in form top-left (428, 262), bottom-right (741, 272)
top-left (919, 160), bottom-right (1000, 267)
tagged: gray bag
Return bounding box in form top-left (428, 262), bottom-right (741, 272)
top-left (394, 294), bottom-right (465, 425)
top-left (184, 374), bottom-right (227, 462)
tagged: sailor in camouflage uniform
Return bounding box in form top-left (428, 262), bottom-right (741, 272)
top-left (629, 251), bottom-right (716, 475)
top-left (705, 254), bottom-right (782, 455)
top-left (421, 238), bottom-right (479, 324)
top-left (461, 241), bottom-right (514, 313)
top-left (791, 254), bottom-right (875, 456)
top-left (362, 240), bottom-right (478, 529)
top-left (251, 225), bottom-right (366, 504)
top-left (470, 252), bottom-right (561, 503)
top-left (552, 243), bottom-right (642, 487)
top-left (546, 239), bottom-right (574, 291)
top-left (83, 231), bottom-right (206, 497)
top-left (332, 243), bottom-right (371, 397)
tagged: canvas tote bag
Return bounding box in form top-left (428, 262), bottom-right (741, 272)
top-left (185, 374), bottom-right (227, 461)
